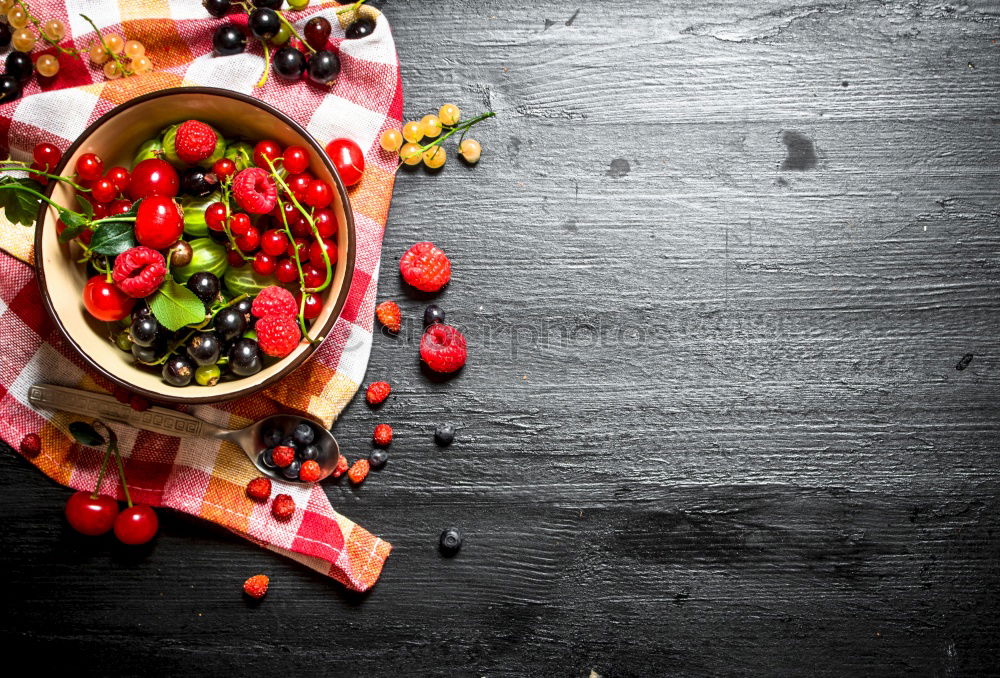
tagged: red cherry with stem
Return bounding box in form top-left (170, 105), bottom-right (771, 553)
top-left (287, 236), bottom-right (308, 259)
top-left (75, 153), bottom-right (104, 182)
top-left (205, 201), bottom-right (228, 231)
top-left (282, 145), bottom-right (309, 174)
top-left (313, 207), bottom-right (338, 238)
top-left (135, 196), bottom-right (183, 249)
top-left (230, 212), bottom-right (251, 236)
top-left (212, 157), bottom-right (236, 179)
top-left (253, 140), bottom-right (282, 168)
top-left (275, 257), bottom-right (298, 283)
top-left (309, 238), bottom-right (337, 266)
top-left (261, 229), bottom-right (288, 256)
top-left (235, 226), bottom-right (260, 252)
top-left (91, 177), bottom-right (117, 203)
top-left (65, 490), bottom-right (119, 536)
top-left (83, 275), bottom-right (135, 322)
top-left (33, 142), bottom-right (61, 168)
top-left (304, 180), bottom-right (332, 208)
top-left (106, 166), bottom-right (130, 192)
top-left (252, 251), bottom-right (276, 275)
top-left (128, 158), bottom-right (179, 200)
top-left (298, 292), bottom-right (322, 319)
top-left (325, 138), bottom-right (365, 187)
top-left (113, 505), bottom-right (158, 545)
top-left (108, 199), bottom-right (133, 215)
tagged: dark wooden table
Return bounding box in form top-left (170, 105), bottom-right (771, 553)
top-left (3, 1), bottom-right (999, 675)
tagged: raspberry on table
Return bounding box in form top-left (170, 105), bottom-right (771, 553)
top-left (375, 300), bottom-right (401, 333)
top-left (399, 241), bottom-right (451, 292)
top-left (233, 167), bottom-right (278, 215)
top-left (175, 120), bottom-right (219, 165)
top-left (373, 423), bottom-right (392, 447)
top-left (243, 574), bottom-right (269, 599)
top-left (112, 246), bottom-right (166, 298)
top-left (299, 459), bottom-right (321, 483)
top-left (332, 455), bottom-right (349, 478)
top-left (256, 314), bottom-right (302, 358)
top-left (366, 381), bottom-right (391, 405)
top-left (272, 445), bottom-right (295, 468)
top-left (348, 459), bottom-right (370, 484)
top-left (271, 494), bottom-right (295, 520)
top-left (252, 285), bottom-right (298, 319)
top-left (420, 324), bottom-right (467, 373)
top-left (19, 432), bottom-right (41, 457)
top-left (246, 476), bottom-right (272, 501)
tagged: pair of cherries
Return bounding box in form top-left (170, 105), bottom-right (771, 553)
top-left (65, 491), bottom-right (158, 544)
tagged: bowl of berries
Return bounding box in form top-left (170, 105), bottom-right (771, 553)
top-left (31, 87), bottom-right (355, 403)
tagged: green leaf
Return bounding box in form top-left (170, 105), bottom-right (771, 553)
top-left (0, 177), bottom-right (45, 227)
top-left (68, 421), bottom-right (105, 447)
top-left (149, 278), bottom-right (206, 331)
top-left (56, 196), bottom-right (94, 242)
top-left (89, 219), bottom-right (136, 255)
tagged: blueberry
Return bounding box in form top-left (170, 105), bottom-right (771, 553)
top-left (213, 307), bottom-right (246, 342)
top-left (300, 444), bottom-right (319, 461)
top-left (345, 17), bottom-right (375, 39)
top-left (423, 304), bottom-right (446, 327)
top-left (162, 355), bottom-right (194, 387)
top-left (434, 423), bottom-right (455, 446)
top-left (281, 436), bottom-right (299, 450)
top-left (293, 422), bottom-right (315, 446)
top-left (272, 46), bottom-right (306, 80)
top-left (439, 527), bottom-right (463, 555)
top-left (262, 428), bottom-right (283, 447)
top-left (259, 448), bottom-right (276, 469)
top-left (369, 449), bottom-right (388, 468)
top-left (213, 23), bottom-right (246, 56)
top-left (282, 459), bottom-right (302, 480)
top-left (130, 316), bottom-right (158, 347)
top-left (235, 297), bottom-right (253, 316)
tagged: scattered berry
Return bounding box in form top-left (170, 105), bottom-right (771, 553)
top-left (272, 445), bottom-right (295, 468)
top-left (19, 432), bottom-right (41, 456)
top-left (272, 493), bottom-right (295, 520)
top-left (366, 381), bottom-right (391, 405)
top-left (293, 423), bottom-right (315, 446)
top-left (434, 423), bottom-right (455, 446)
top-left (243, 573), bottom-right (270, 599)
top-left (114, 505), bottom-right (159, 545)
top-left (373, 423), bottom-right (392, 447)
top-left (420, 324), bottom-right (468, 373)
top-left (174, 120), bottom-right (219, 165)
top-left (65, 491), bottom-right (119, 536)
top-left (348, 458), bottom-right (370, 484)
top-left (375, 300), bottom-right (401, 333)
top-left (233, 167), bottom-right (278, 214)
top-left (439, 527), bottom-right (463, 555)
top-left (299, 459), bottom-right (321, 482)
top-left (255, 314), bottom-right (302, 358)
top-left (399, 241), bottom-right (451, 292)
top-left (369, 448), bottom-right (388, 468)
top-left (332, 455), bottom-right (349, 478)
top-left (423, 304), bottom-right (445, 326)
top-left (246, 476), bottom-right (272, 501)
top-left (251, 285), bottom-right (298, 318)
top-left (112, 246), bottom-right (167, 298)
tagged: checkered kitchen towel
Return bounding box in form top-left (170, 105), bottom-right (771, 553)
top-left (0, 1), bottom-right (401, 591)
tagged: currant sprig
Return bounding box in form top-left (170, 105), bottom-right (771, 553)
top-left (138, 293), bottom-right (250, 366)
top-left (386, 108), bottom-right (496, 172)
top-left (80, 14), bottom-right (134, 78)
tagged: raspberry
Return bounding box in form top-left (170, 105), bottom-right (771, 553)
top-left (112, 246), bottom-right (166, 298)
top-left (243, 574), bottom-right (269, 599)
top-left (252, 285), bottom-right (298, 318)
top-left (420, 324), bottom-right (467, 373)
top-left (233, 167), bottom-right (278, 215)
top-left (246, 476), bottom-right (272, 501)
top-left (272, 445), bottom-right (295, 467)
top-left (175, 120), bottom-right (219, 165)
top-left (348, 459), bottom-right (370, 484)
top-left (399, 241), bottom-right (451, 292)
top-left (332, 455), bottom-right (349, 478)
top-left (375, 300), bottom-right (401, 333)
top-left (299, 459), bottom-right (321, 482)
top-left (366, 381), bottom-right (391, 405)
top-left (272, 493), bottom-right (295, 520)
top-left (256, 314), bottom-right (302, 358)
top-left (19, 432), bottom-right (41, 456)
top-left (373, 423), bottom-right (392, 447)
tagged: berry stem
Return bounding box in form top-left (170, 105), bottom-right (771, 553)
top-left (138, 294), bottom-right (249, 366)
top-left (256, 39), bottom-right (271, 88)
top-left (271, 188), bottom-right (311, 338)
top-left (110, 439), bottom-right (132, 507)
top-left (0, 161), bottom-right (91, 192)
top-left (15, 1), bottom-right (81, 56)
top-left (90, 439), bottom-right (115, 499)
top-left (0, 182), bottom-right (66, 211)
top-left (337, 0), bottom-right (370, 15)
top-left (276, 12), bottom-right (315, 55)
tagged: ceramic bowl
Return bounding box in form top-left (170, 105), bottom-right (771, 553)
top-left (33, 87), bottom-right (355, 404)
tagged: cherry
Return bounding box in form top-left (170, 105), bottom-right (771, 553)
top-left (212, 157), bottom-right (236, 179)
top-left (108, 199), bottom-right (133, 216)
top-left (313, 207), bottom-right (338, 238)
top-left (135, 196), bottom-right (183, 249)
top-left (282, 145), bottom-right (309, 174)
top-left (309, 238), bottom-right (337, 266)
top-left (253, 140), bottom-right (281, 168)
top-left (128, 158), bottom-right (179, 201)
top-left (113, 505), bottom-right (159, 545)
top-left (91, 177), bottom-right (117, 203)
top-left (260, 229), bottom-right (288, 256)
top-left (325, 138), bottom-right (365, 187)
top-left (252, 251), bottom-right (276, 275)
top-left (205, 201), bottom-right (228, 231)
top-left (106, 166), bottom-right (130, 192)
top-left (75, 153), bottom-right (104, 182)
top-left (230, 212), bottom-right (251, 236)
top-left (33, 142), bottom-right (61, 169)
top-left (299, 292), bottom-right (322, 319)
top-left (275, 257), bottom-right (298, 283)
top-left (65, 491), bottom-right (119, 536)
top-left (304, 180), bottom-right (332, 208)
top-left (83, 275), bottom-right (135, 322)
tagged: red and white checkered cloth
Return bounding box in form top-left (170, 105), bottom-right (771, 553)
top-left (0, 1), bottom-right (402, 591)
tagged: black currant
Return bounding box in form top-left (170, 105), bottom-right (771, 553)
top-left (434, 423), bottom-right (455, 446)
top-left (229, 338), bottom-right (262, 377)
top-left (187, 271), bottom-right (221, 306)
top-left (5, 52), bottom-right (33, 83)
top-left (292, 422), bottom-right (314, 446)
top-left (163, 355), bottom-right (194, 387)
top-left (213, 306), bottom-right (246, 342)
top-left (186, 332), bottom-right (222, 366)
top-left (0, 75), bottom-right (21, 104)
top-left (213, 24), bottom-right (247, 56)
top-left (131, 342), bottom-right (158, 364)
top-left (202, 0), bottom-right (232, 17)
top-left (345, 17), bottom-right (375, 40)
top-left (439, 527), bottom-right (463, 555)
top-left (254, 0), bottom-right (283, 8)
top-left (369, 448), bottom-right (388, 468)
top-left (307, 50), bottom-right (340, 85)
top-left (282, 459), bottom-right (302, 480)
top-left (423, 304), bottom-right (446, 327)
top-left (130, 316), bottom-right (159, 347)
top-left (249, 8), bottom-right (281, 40)
top-left (180, 167), bottom-right (216, 197)
top-left (0, 23), bottom-right (11, 50)
top-left (272, 46), bottom-right (306, 80)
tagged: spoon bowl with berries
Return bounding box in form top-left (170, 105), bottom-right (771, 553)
top-left (28, 384), bottom-right (340, 484)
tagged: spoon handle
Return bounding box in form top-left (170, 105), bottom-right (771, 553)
top-left (27, 384), bottom-right (227, 440)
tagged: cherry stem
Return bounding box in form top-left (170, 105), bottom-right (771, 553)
top-left (91, 440), bottom-right (114, 499)
top-left (0, 182), bottom-right (64, 211)
top-left (110, 438), bottom-right (132, 507)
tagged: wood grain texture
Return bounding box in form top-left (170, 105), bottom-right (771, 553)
top-left (2, 1), bottom-right (999, 675)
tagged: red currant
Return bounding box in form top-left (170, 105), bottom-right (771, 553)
top-left (205, 202), bottom-right (228, 231)
top-left (313, 207), bottom-right (338, 238)
top-left (290, 214), bottom-right (310, 237)
top-left (28, 162), bottom-right (49, 186)
top-left (252, 251), bottom-right (276, 275)
top-left (134, 196), bottom-right (183, 249)
top-left (108, 198), bottom-right (133, 215)
top-left (325, 138), bottom-right (365, 187)
top-left (253, 140), bottom-right (282, 168)
top-left (83, 275), bottom-right (135, 322)
top-left (230, 212), bottom-right (251, 236)
top-left (309, 238), bottom-right (337, 266)
top-left (235, 226), bottom-right (260, 252)
top-left (33, 142), bottom-right (61, 169)
top-left (302, 264), bottom-right (324, 288)
top-left (65, 491), bottom-right (119, 536)
top-left (128, 158), bottom-right (179, 200)
top-left (227, 247), bottom-right (246, 267)
top-left (212, 157), bottom-right (236, 179)
top-left (260, 229), bottom-right (289, 256)
top-left (113, 505), bottom-right (159, 545)
top-left (287, 236), bottom-right (308, 260)
top-left (106, 166), bottom-right (130, 192)
top-left (282, 145), bottom-right (309, 174)
top-left (299, 293), bottom-right (322, 319)
top-left (289, 173), bottom-right (312, 201)
top-left (75, 153), bottom-right (104, 182)
top-left (91, 177), bottom-right (117, 203)
top-left (304, 180), bottom-right (332, 208)
top-left (275, 257), bottom-right (298, 283)
top-left (272, 201), bottom-right (296, 226)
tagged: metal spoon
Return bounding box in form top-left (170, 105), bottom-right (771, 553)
top-left (27, 384), bottom-right (340, 484)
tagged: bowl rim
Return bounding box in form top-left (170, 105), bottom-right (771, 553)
top-left (33, 86), bottom-right (357, 405)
